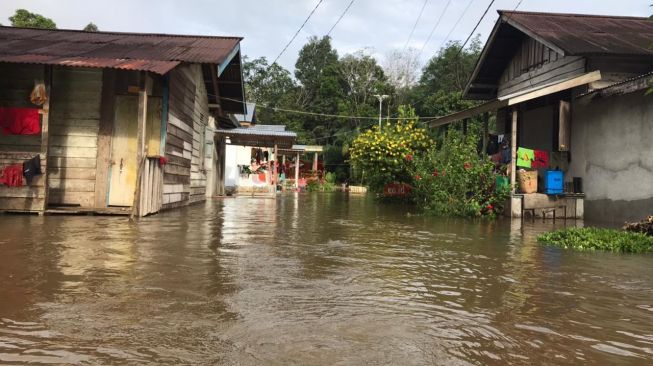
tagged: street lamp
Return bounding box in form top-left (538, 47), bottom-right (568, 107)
top-left (373, 94), bottom-right (389, 129)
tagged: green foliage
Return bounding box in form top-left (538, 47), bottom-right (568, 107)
top-left (408, 129), bottom-right (510, 217)
top-left (349, 106), bottom-right (432, 191)
top-left (83, 22), bottom-right (98, 32)
top-left (9, 9), bottom-right (56, 29)
top-left (538, 227), bottom-right (653, 254)
top-left (306, 173), bottom-right (337, 192)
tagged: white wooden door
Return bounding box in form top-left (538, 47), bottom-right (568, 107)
top-left (108, 96), bottom-right (139, 206)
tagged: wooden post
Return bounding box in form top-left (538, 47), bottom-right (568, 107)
top-left (40, 65), bottom-right (52, 213)
top-left (313, 152), bottom-right (318, 172)
top-left (510, 109), bottom-right (518, 194)
top-left (295, 152), bottom-right (300, 189)
top-left (482, 112), bottom-right (489, 157)
top-left (273, 143), bottom-right (278, 190)
top-left (131, 73), bottom-right (152, 219)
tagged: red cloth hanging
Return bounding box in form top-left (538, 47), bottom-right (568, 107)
top-left (532, 150), bottom-right (549, 169)
top-left (0, 107), bottom-right (41, 135)
top-left (0, 165), bottom-right (24, 187)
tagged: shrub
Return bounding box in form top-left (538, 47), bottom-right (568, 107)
top-left (538, 227), bottom-right (653, 253)
top-left (407, 129), bottom-right (511, 218)
top-left (349, 105), bottom-right (432, 192)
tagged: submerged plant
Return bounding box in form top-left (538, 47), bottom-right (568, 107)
top-left (538, 227), bottom-right (653, 254)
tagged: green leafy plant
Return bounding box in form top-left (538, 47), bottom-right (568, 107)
top-left (538, 227), bottom-right (653, 253)
top-left (349, 105), bottom-right (432, 192)
top-left (408, 129), bottom-right (510, 217)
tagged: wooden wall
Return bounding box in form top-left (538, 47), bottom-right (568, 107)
top-left (498, 37), bottom-right (586, 98)
top-left (0, 63), bottom-right (46, 212)
top-left (163, 64), bottom-right (212, 209)
top-left (48, 67), bottom-right (103, 207)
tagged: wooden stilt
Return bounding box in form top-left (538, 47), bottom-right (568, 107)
top-left (131, 73), bottom-right (152, 219)
top-left (295, 152), bottom-right (300, 190)
top-left (510, 109), bottom-right (518, 194)
top-left (40, 65), bottom-right (52, 213)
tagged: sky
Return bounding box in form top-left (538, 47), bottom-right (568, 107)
top-left (0, 0), bottom-right (650, 73)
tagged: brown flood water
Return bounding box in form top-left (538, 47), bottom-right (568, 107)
top-left (0, 193), bottom-right (652, 365)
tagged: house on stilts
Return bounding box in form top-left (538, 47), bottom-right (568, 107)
top-left (0, 26), bottom-right (246, 216)
top-left (428, 11), bottom-right (653, 223)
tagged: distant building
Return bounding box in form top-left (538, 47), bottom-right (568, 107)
top-left (429, 11), bottom-right (653, 223)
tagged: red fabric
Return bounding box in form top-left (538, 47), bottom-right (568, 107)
top-left (1, 165), bottom-right (24, 187)
top-left (158, 156), bottom-right (168, 166)
top-left (258, 173), bottom-right (267, 182)
top-left (0, 107), bottom-right (41, 135)
top-left (532, 150), bottom-right (549, 169)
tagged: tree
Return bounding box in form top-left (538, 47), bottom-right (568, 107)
top-left (9, 9), bottom-right (56, 29)
top-left (83, 22), bottom-right (99, 32)
top-left (294, 36), bottom-right (340, 109)
top-left (417, 36), bottom-right (482, 95)
top-left (338, 50), bottom-right (393, 124)
top-left (383, 48), bottom-right (421, 104)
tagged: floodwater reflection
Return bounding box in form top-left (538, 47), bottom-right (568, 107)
top-left (0, 193), bottom-right (652, 365)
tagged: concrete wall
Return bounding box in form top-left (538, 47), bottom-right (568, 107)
top-left (568, 91), bottom-right (653, 223)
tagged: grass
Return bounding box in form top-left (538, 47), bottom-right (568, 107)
top-left (537, 227), bottom-right (653, 254)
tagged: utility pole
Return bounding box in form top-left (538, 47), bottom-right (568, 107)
top-left (373, 94), bottom-right (389, 129)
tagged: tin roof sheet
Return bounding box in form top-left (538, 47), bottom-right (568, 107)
top-left (501, 11), bottom-right (653, 56)
top-left (0, 26), bottom-right (242, 74)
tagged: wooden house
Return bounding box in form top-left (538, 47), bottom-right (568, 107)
top-left (428, 11), bottom-right (653, 223)
top-left (0, 26), bottom-right (246, 216)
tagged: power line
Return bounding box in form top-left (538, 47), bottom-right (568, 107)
top-left (416, 0), bottom-right (453, 60)
top-left (272, 0), bottom-right (324, 65)
top-left (436, 0), bottom-right (476, 52)
top-left (403, 0), bottom-right (430, 51)
top-left (327, 0), bottom-right (356, 36)
top-left (456, 0), bottom-right (496, 57)
top-left (217, 96), bottom-right (447, 121)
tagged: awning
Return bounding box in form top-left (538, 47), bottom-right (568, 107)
top-left (500, 71), bottom-right (602, 105)
top-left (428, 70), bottom-right (602, 126)
top-left (215, 127), bottom-right (296, 149)
top-left (427, 100), bottom-right (508, 126)
top-left (278, 145), bottom-right (324, 155)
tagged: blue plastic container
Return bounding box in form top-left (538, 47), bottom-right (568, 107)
top-left (544, 170), bottom-right (564, 195)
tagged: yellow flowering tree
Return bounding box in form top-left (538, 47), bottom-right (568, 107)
top-left (349, 105), bottom-right (433, 191)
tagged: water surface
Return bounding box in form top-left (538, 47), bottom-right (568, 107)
top-left (1, 193), bottom-right (652, 365)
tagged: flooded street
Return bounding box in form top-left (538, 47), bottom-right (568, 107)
top-left (1, 193), bottom-right (652, 365)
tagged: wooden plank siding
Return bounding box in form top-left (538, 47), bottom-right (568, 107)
top-left (498, 37), bottom-right (586, 98)
top-left (162, 64), bottom-right (212, 209)
top-left (0, 64), bottom-right (46, 212)
top-left (47, 67), bottom-right (102, 207)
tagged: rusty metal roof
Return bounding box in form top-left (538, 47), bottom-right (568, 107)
top-left (464, 11), bottom-right (653, 100)
top-left (0, 26), bottom-right (242, 74)
top-left (501, 11), bottom-right (653, 56)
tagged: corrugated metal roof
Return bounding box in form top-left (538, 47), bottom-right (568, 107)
top-left (249, 124), bottom-right (286, 131)
top-left (501, 11), bottom-right (653, 56)
top-left (464, 11), bottom-right (653, 100)
top-left (216, 127), bottom-right (296, 138)
top-left (0, 26), bottom-right (242, 74)
top-left (0, 54), bottom-right (179, 74)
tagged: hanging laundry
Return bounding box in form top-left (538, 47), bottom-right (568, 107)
top-left (1, 165), bottom-right (24, 187)
top-left (22, 155), bottom-right (42, 185)
top-left (532, 150), bottom-right (549, 169)
top-left (0, 107), bottom-right (40, 135)
top-left (516, 147), bottom-right (534, 168)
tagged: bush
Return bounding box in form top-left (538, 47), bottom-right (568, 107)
top-left (349, 105), bottom-right (432, 192)
top-left (538, 227), bottom-right (653, 253)
top-left (407, 129), bottom-right (511, 218)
